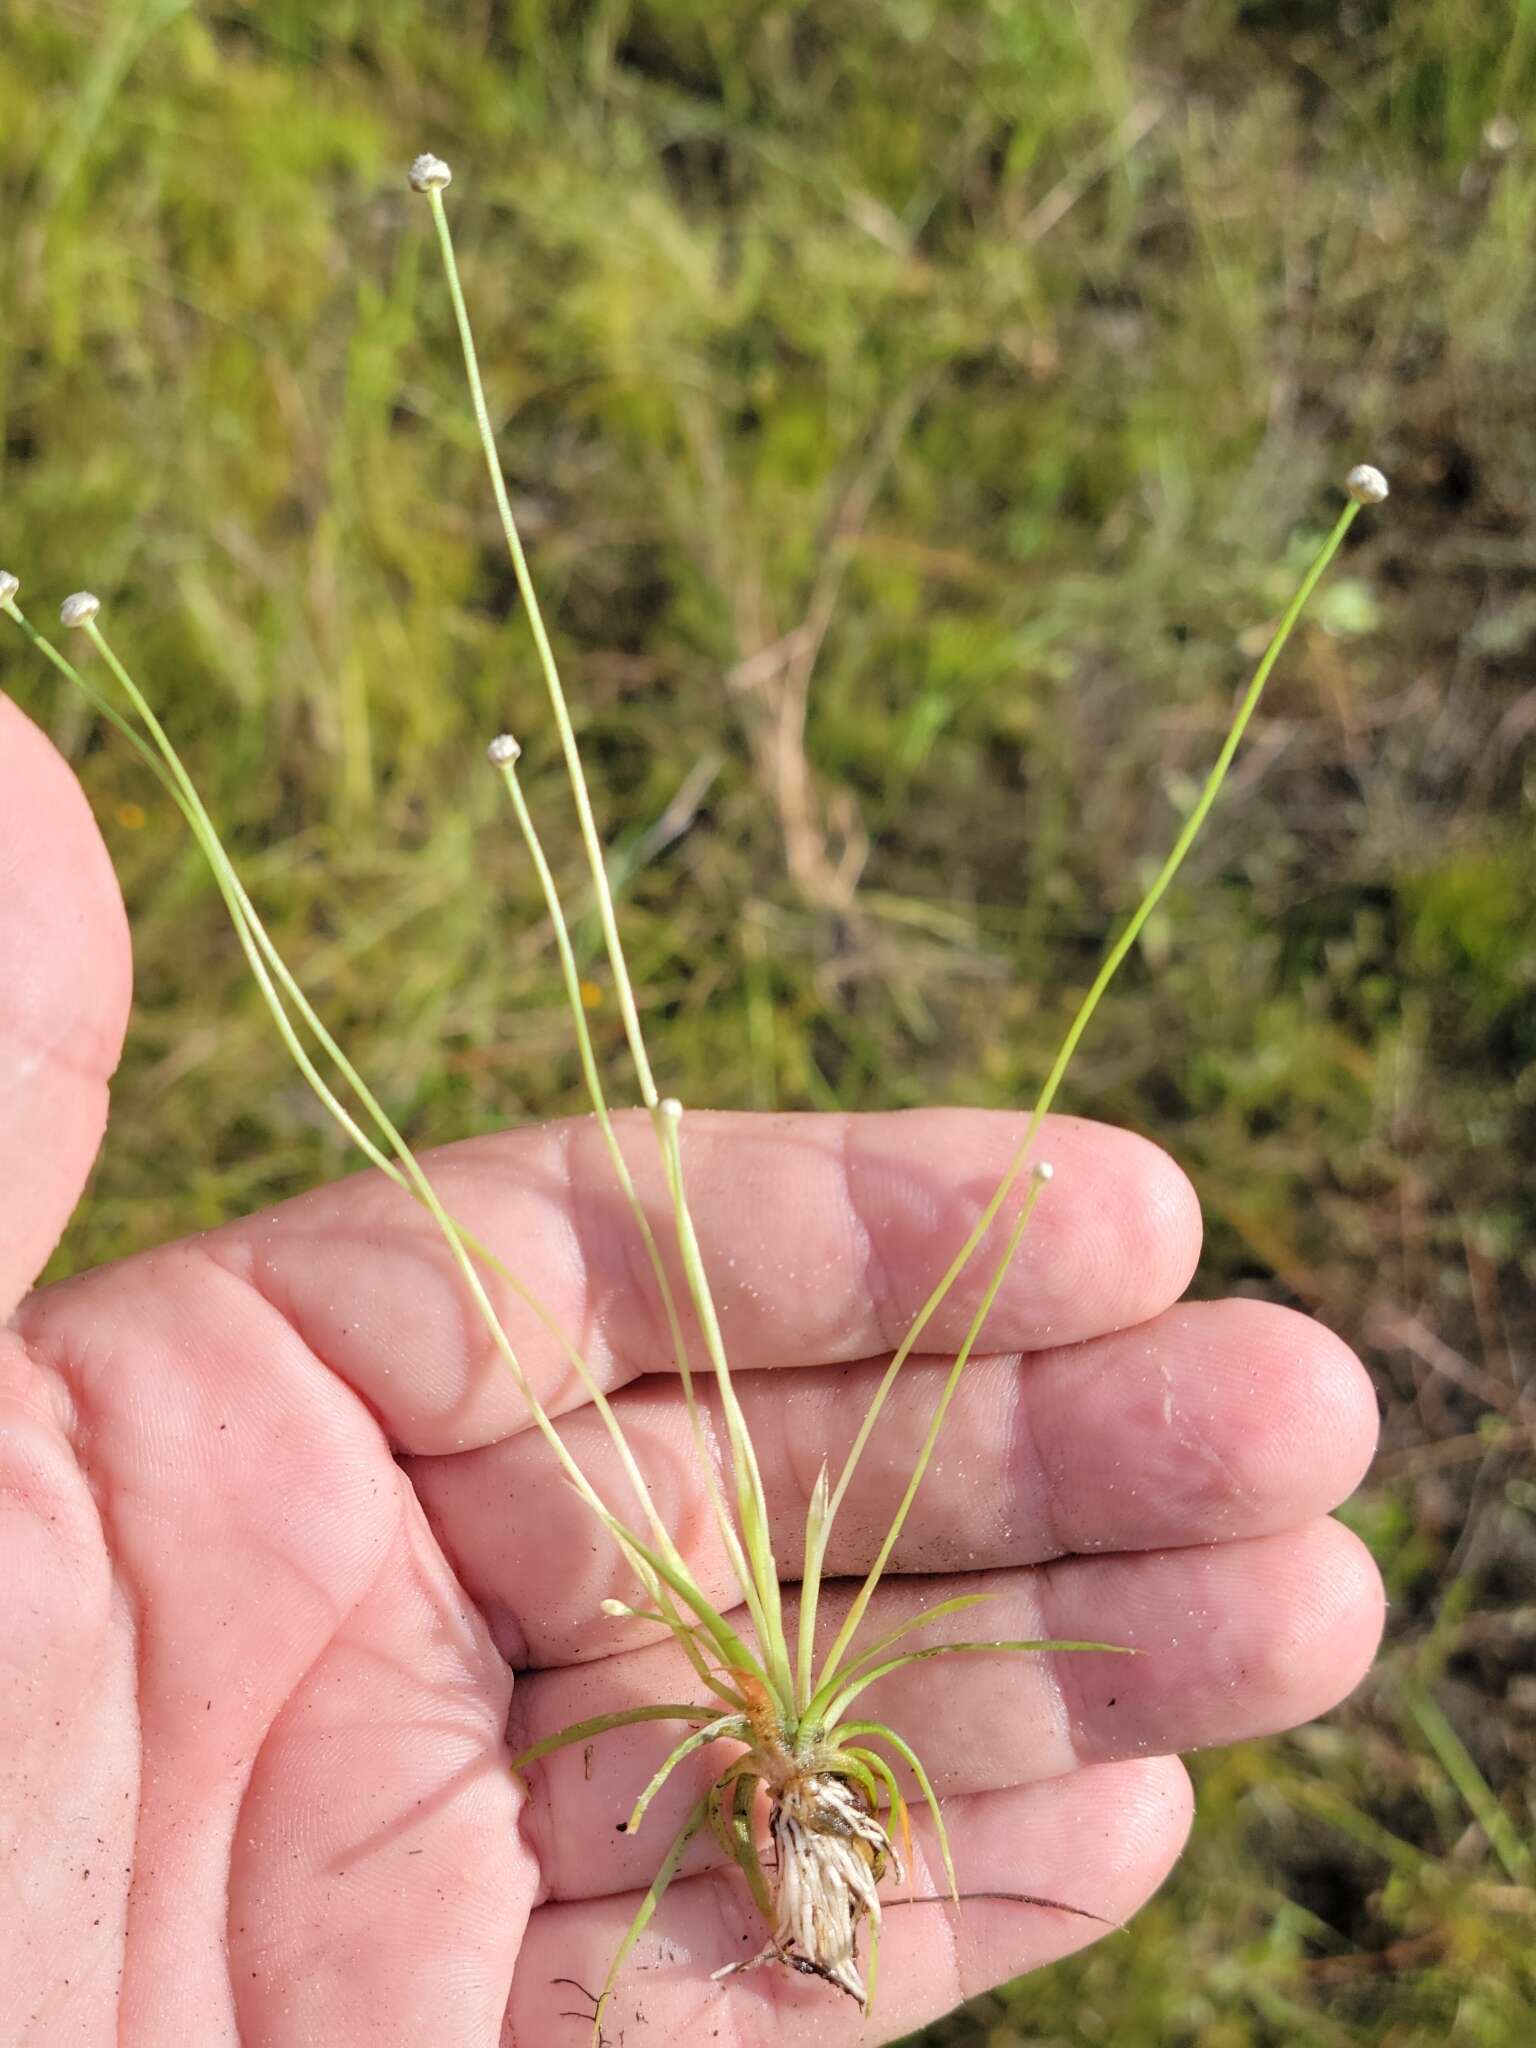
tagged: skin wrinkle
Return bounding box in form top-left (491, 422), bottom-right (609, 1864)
top-left (1018, 1555), bottom-right (1084, 1770)
top-left (505, 1683), bottom-right (555, 1909)
top-left (835, 1112), bottom-right (902, 1359)
top-left (1008, 1350), bottom-right (1067, 1566)
top-left (683, 1379), bottom-right (737, 1632)
top-left (18, 1320), bottom-right (149, 1697)
top-left (1154, 1350), bottom-right (1253, 1521)
top-left (477, 1149), bottom-right (610, 1435)
top-left (563, 1111), bottom-right (700, 1391)
top-left (446, 1484), bottom-right (534, 1672)
top-left (117, 1228), bottom-right (421, 1646)
top-left (553, 1115), bottom-right (641, 1410)
top-left (0, 1025), bottom-right (116, 1092)
top-left (224, 1596), bottom-right (397, 2042)
top-left (196, 1232), bottom-right (407, 1468)
top-left (6, 1322), bottom-right (85, 1454)
top-left (222, 1507), bottom-right (483, 2048)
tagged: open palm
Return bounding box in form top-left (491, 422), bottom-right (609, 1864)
top-left (2, 690), bottom-right (1383, 2045)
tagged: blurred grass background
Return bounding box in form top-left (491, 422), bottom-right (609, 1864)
top-left (3, 1), bottom-right (1535, 2041)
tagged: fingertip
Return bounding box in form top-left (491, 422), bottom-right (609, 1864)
top-left (1077, 1121), bottom-right (1204, 1330)
top-left (1240, 1516), bottom-right (1386, 1725)
top-left (999, 1117), bottom-right (1203, 1344)
top-left (0, 693), bottom-right (132, 1309)
top-left (1038, 1297), bottom-right (1383, 1554)
top-left (0, 692), bottom-right (132, 1074)
top-left (944, 1756), bottom-right (1194, 2002)
top-left (1089, 1750), bottom-right (1195, 1902)
top-left (841, 1109), bottom-right (1205, 1354)
top-left (1232, 1302), bottom-right (1381, 1511)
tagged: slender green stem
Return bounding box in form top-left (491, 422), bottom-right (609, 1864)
top-left (806, 496), bottom-right (1365, 1685)
top-left (494, 757), bottom-right (764, 1647)
top-left (427, 184), bottom-right (787, 1695)
top-left (813, 1166), bottom-right (1055, 1691)
top-left (653, 1104), bottom-right (794, 1705)
top-left (594, 1517), bottom-right (765, 1683)
top-left (54, 617), bottom-right (607, 1495)
top-left (5, 601), bottom-right (183, 802)
top-left (425, 185), bottom-right (657, 1106)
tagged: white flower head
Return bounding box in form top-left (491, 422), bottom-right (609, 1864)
top-left (0, 571), bottom-right (18, 606)
top-left (1483, 113), bottom-right (1519, 155)
top-left (486, 733), bottom-right (521, 766)
top-left (1345, 464), bottom-right (1389, 507)
top-left (60, 591), bottom-right (101, 628)
top-left (408, 153), bottom-right (452, 194)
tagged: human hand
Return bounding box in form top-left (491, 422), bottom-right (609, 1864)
top-left (1, 690), bottom-right (1383, 2044)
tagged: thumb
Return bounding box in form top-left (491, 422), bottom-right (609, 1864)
top-left (0, 685), bottom-right (132, 1314)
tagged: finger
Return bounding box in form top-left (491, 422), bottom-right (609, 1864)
top-left (511, 1518), bottom-right (1381, 1903)
top-left (410, 1297), bottom-right (1377, 1666)
top-left (0, 690), bottom-right (131, 1313)
top-left (505, 1756), bottom-right (1193, 2046)
top-left (201, 1107), bottom-right (1200, 1455)
top-left (228, 1501), bottom-right (524, 2045)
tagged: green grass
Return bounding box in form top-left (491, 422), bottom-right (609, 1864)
top-left (4, 3), bottom-right (1535, 2042)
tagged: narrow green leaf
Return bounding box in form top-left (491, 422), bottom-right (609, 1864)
top-left (625, 1715), bottom-right (750, 1835)
top-left (593, 1789), bottom-right (713, 2042)
top-left (824, 1637), bottom-right (1133, 1727)
top-left (510, 1703), bottom-right (722, 1776)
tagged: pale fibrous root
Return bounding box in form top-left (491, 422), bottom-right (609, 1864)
top-left (713, 1769), bottom-right (899, 2005)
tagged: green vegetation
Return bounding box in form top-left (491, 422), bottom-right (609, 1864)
top-left (3, 3), bottom-right (1534, 2042)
